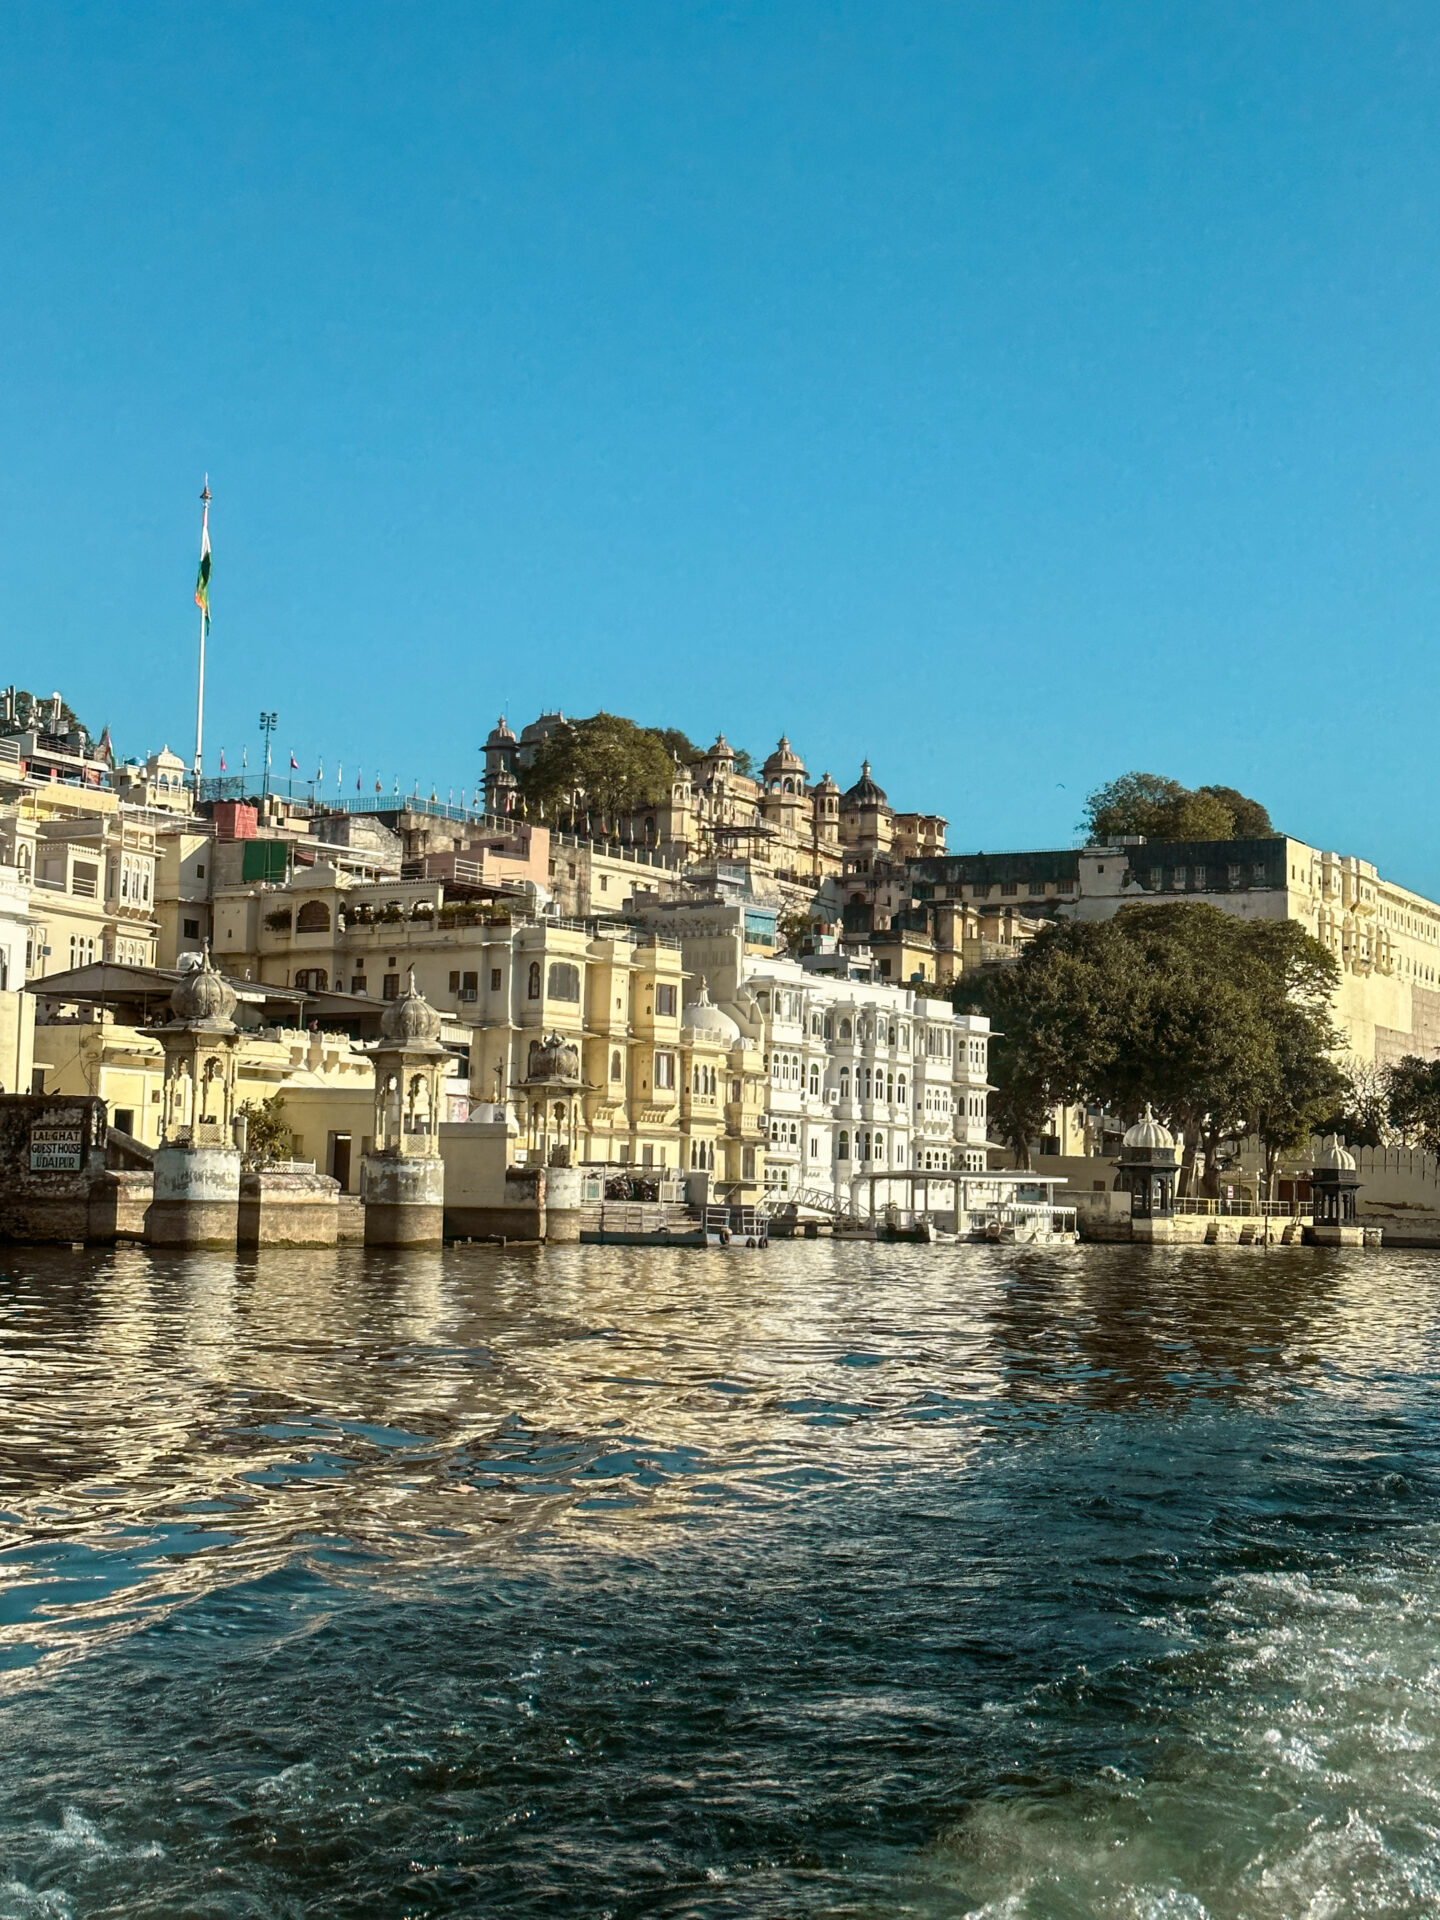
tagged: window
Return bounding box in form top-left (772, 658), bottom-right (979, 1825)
top-left (654, 1051), bottom-right (676, 1089)
top-left (611, 1050), bottom-right (623, 1081)
top-left (296, 900), bottom-right (330, 932)
top-left (182, 918), bottom-right (200, 940)
top-left (1002, 880), bottom-right (1018, 895)
top-left (295, 967), bottom-right (328, 991)
top-left (808, 1064), bottom-right (820, 1096)
top-left (1193, 866), bottom-right (1207, 890)
top-left (742, 1147), bottom-right (756, 1180)
top-left (840, 1067), bottom-right (850, 1097)
top-left (195, 863), bottom-right (205, 878)
top-left (548, 961), bottom-right (581, 1002)
top-left (527, 961), bottom-right (542, 1000)
top-left (449, 971), bottom-right (461, 992)
top-left (351, 976), bottom-right (367, 994)
top-left (490, 968), bottom-right (502, 991)
top-left (655, 983), bottom-right (677, 1016)
top-left (838, 1130), bottom-right (849, 1159)
top-left (72, 861), bottom-right (99, 899)
top-left (383, 973), bottom-right (400, 1000)
top-left (839, 1018), bottom-right (852, 1041)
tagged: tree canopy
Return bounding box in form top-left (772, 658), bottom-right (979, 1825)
top-left (959, 901), bottom-right (1341, 1188)
top-left (517, 713), bottom-right (680, 824)
top-left (1381, 1057), bottom-right (1440, 1157)
top-left (1081, 772), bottom-right (1273, 843)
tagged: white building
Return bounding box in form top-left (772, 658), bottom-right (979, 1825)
top-left (710, 954), bottom-right (991, 1206)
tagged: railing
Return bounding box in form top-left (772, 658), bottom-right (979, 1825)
top-left (1173, 1198), bottom-right (1301, 1217)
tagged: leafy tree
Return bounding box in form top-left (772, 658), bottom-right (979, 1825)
top-left (731, 748), bottom-right (755, 779)
top-left (775, 908), bottom-right (816, 957)
top-left (1099, 904), bottom-right (1341, 1194)
top-left (238, 1094), bottom-right (294, 1168)
top-left (518, 712), bottom-right (679, 827)
top-left (963, 900), bottom-right (1341, 1191)
top-left (649, 727), bottom-right (701, 765)
top-left (1384, 1056), bottom-right (1440, 1157)
top-left (1196, 785), bottom-right (1273, 837)
top-left (1315, 1058), bottom-right (1393, 1148)
top-left (959, 921), bottom-right (1144, 1168)
top-left (1082, 772), bottom-right (1272, 844)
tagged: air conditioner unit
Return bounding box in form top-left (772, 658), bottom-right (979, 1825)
top-left (827, 1089), bottom-right (840, 1104)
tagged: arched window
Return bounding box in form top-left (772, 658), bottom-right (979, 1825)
top-left (840, 1067), bottom-right (850, 1098)
top-left (897, 1075), bottom-right (907, 1103)
top-left (839, 1018), bottom-right (852, 1041)
top-left (296, 900), bottom-right (330, 932)
top-left (611, 1049), bottom-right (622, 1081)
top-left (294, 967), bottom-right (328, 991)
top-left (527, 961), bottom-right (541, 1000)
top-left (547, 962), bottom-right (581, 1002)
top-left (808, 1063), bottom-right (820, 1096)
top-left (838, 1130), bottom-right (849, 1159)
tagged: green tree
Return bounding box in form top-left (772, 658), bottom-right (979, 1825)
top-left (1081, 772), bottom-right (1272, 844)
top-left (649, 726), bottom-right (701, 765)
top-left (1385, 1056), bottom-right (1440, 1157)
top-left (775, 908), bottom-right (816, 957)
top-left (731, 748), bottom-right (755, 779)
top-left (238, 1094), bottom-right (294, 1168)
top-left (1315, 1058), bottom-right (1392, 1147)
top-left (1196, 784), bottom-right (1273, 837)
top-left (518, 712), bottom-right (679, 827)
top-left (960, 920), bottom-right (1144, 1168)
top-left (1100, 904), bottom-right (1341, 1194)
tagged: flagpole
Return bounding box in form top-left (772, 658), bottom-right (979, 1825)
top-left (192, 478), bottom-right (211, 803)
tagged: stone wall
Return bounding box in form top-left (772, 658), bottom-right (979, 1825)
top-left (0, 1094), bottom-right (109, 1242)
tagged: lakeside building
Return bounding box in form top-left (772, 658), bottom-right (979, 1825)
top-left (909, 835), bottom-right (1440, 1068)
top-left (482, 715), bottom-right (945, 896)
top-left (624, 897), bottom-right (992, 1204)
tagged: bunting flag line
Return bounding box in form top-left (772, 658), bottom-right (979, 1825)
top-left (219, 750), bottom-right (227, 773)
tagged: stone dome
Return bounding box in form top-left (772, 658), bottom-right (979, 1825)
top-left (1122, 1105), bottom-right (1176, 1152)
top-left (379, 972), bottom-right (443, 1046)
top-left (524, 1031), bottom-right (583, 1085)
top-left (169, 949), bottom-right (238, 1027)
top-left (682, 984), bottom-right (741, 1044)
top-left (485, 715), bottom-right (517, 747)
top-left (843, 760), bottom-right (888, 807)
top-left (1311, 1133), bottom-right (1357, 1172)
top-left (762, 736), bottom-right (807, 777)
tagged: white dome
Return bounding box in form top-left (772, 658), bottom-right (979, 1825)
top-left (1122, 1105), bottom-right (1176, 1152)
top-left (682, 984), bottom-right (741, 1044)
top-left (1311, 1133), bottom-right (1357, 1172)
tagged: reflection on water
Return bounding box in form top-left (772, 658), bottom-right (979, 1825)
top-left (0, 1241), bottom-right (1437, 1915)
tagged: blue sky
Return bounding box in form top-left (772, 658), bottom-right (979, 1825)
top-left (3, 4), bottom-right (1439, 881)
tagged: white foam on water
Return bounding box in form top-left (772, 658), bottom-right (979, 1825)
top-left (921, 1540), bottom-right (1440, 1918)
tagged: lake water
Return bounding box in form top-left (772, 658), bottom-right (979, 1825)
top-left (0, 1240), bottom-right (1437, 1917)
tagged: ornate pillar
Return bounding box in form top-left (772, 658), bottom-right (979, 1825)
top-left (148, 952), bottom-right (244, 1248)
top-left (362, 974), bottom-right (448, 1247)
top-left (1115, 1107), bottom-right (1180, 1243)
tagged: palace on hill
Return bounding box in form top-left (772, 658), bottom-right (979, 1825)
top-left (4, 683), bottom-right (1440, 1203)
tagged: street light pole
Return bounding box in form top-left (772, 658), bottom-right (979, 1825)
top-left (258, 711), bottom-right (278, 804)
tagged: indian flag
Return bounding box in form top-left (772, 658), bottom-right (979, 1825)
top-left (194, 497), bottom-right (212, 627)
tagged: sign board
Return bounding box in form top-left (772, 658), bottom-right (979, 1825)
top-left (29, 1118), bottom-right (84, 1172)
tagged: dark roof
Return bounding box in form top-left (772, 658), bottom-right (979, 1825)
top-left (843, 760), bottom-right (888, 807)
